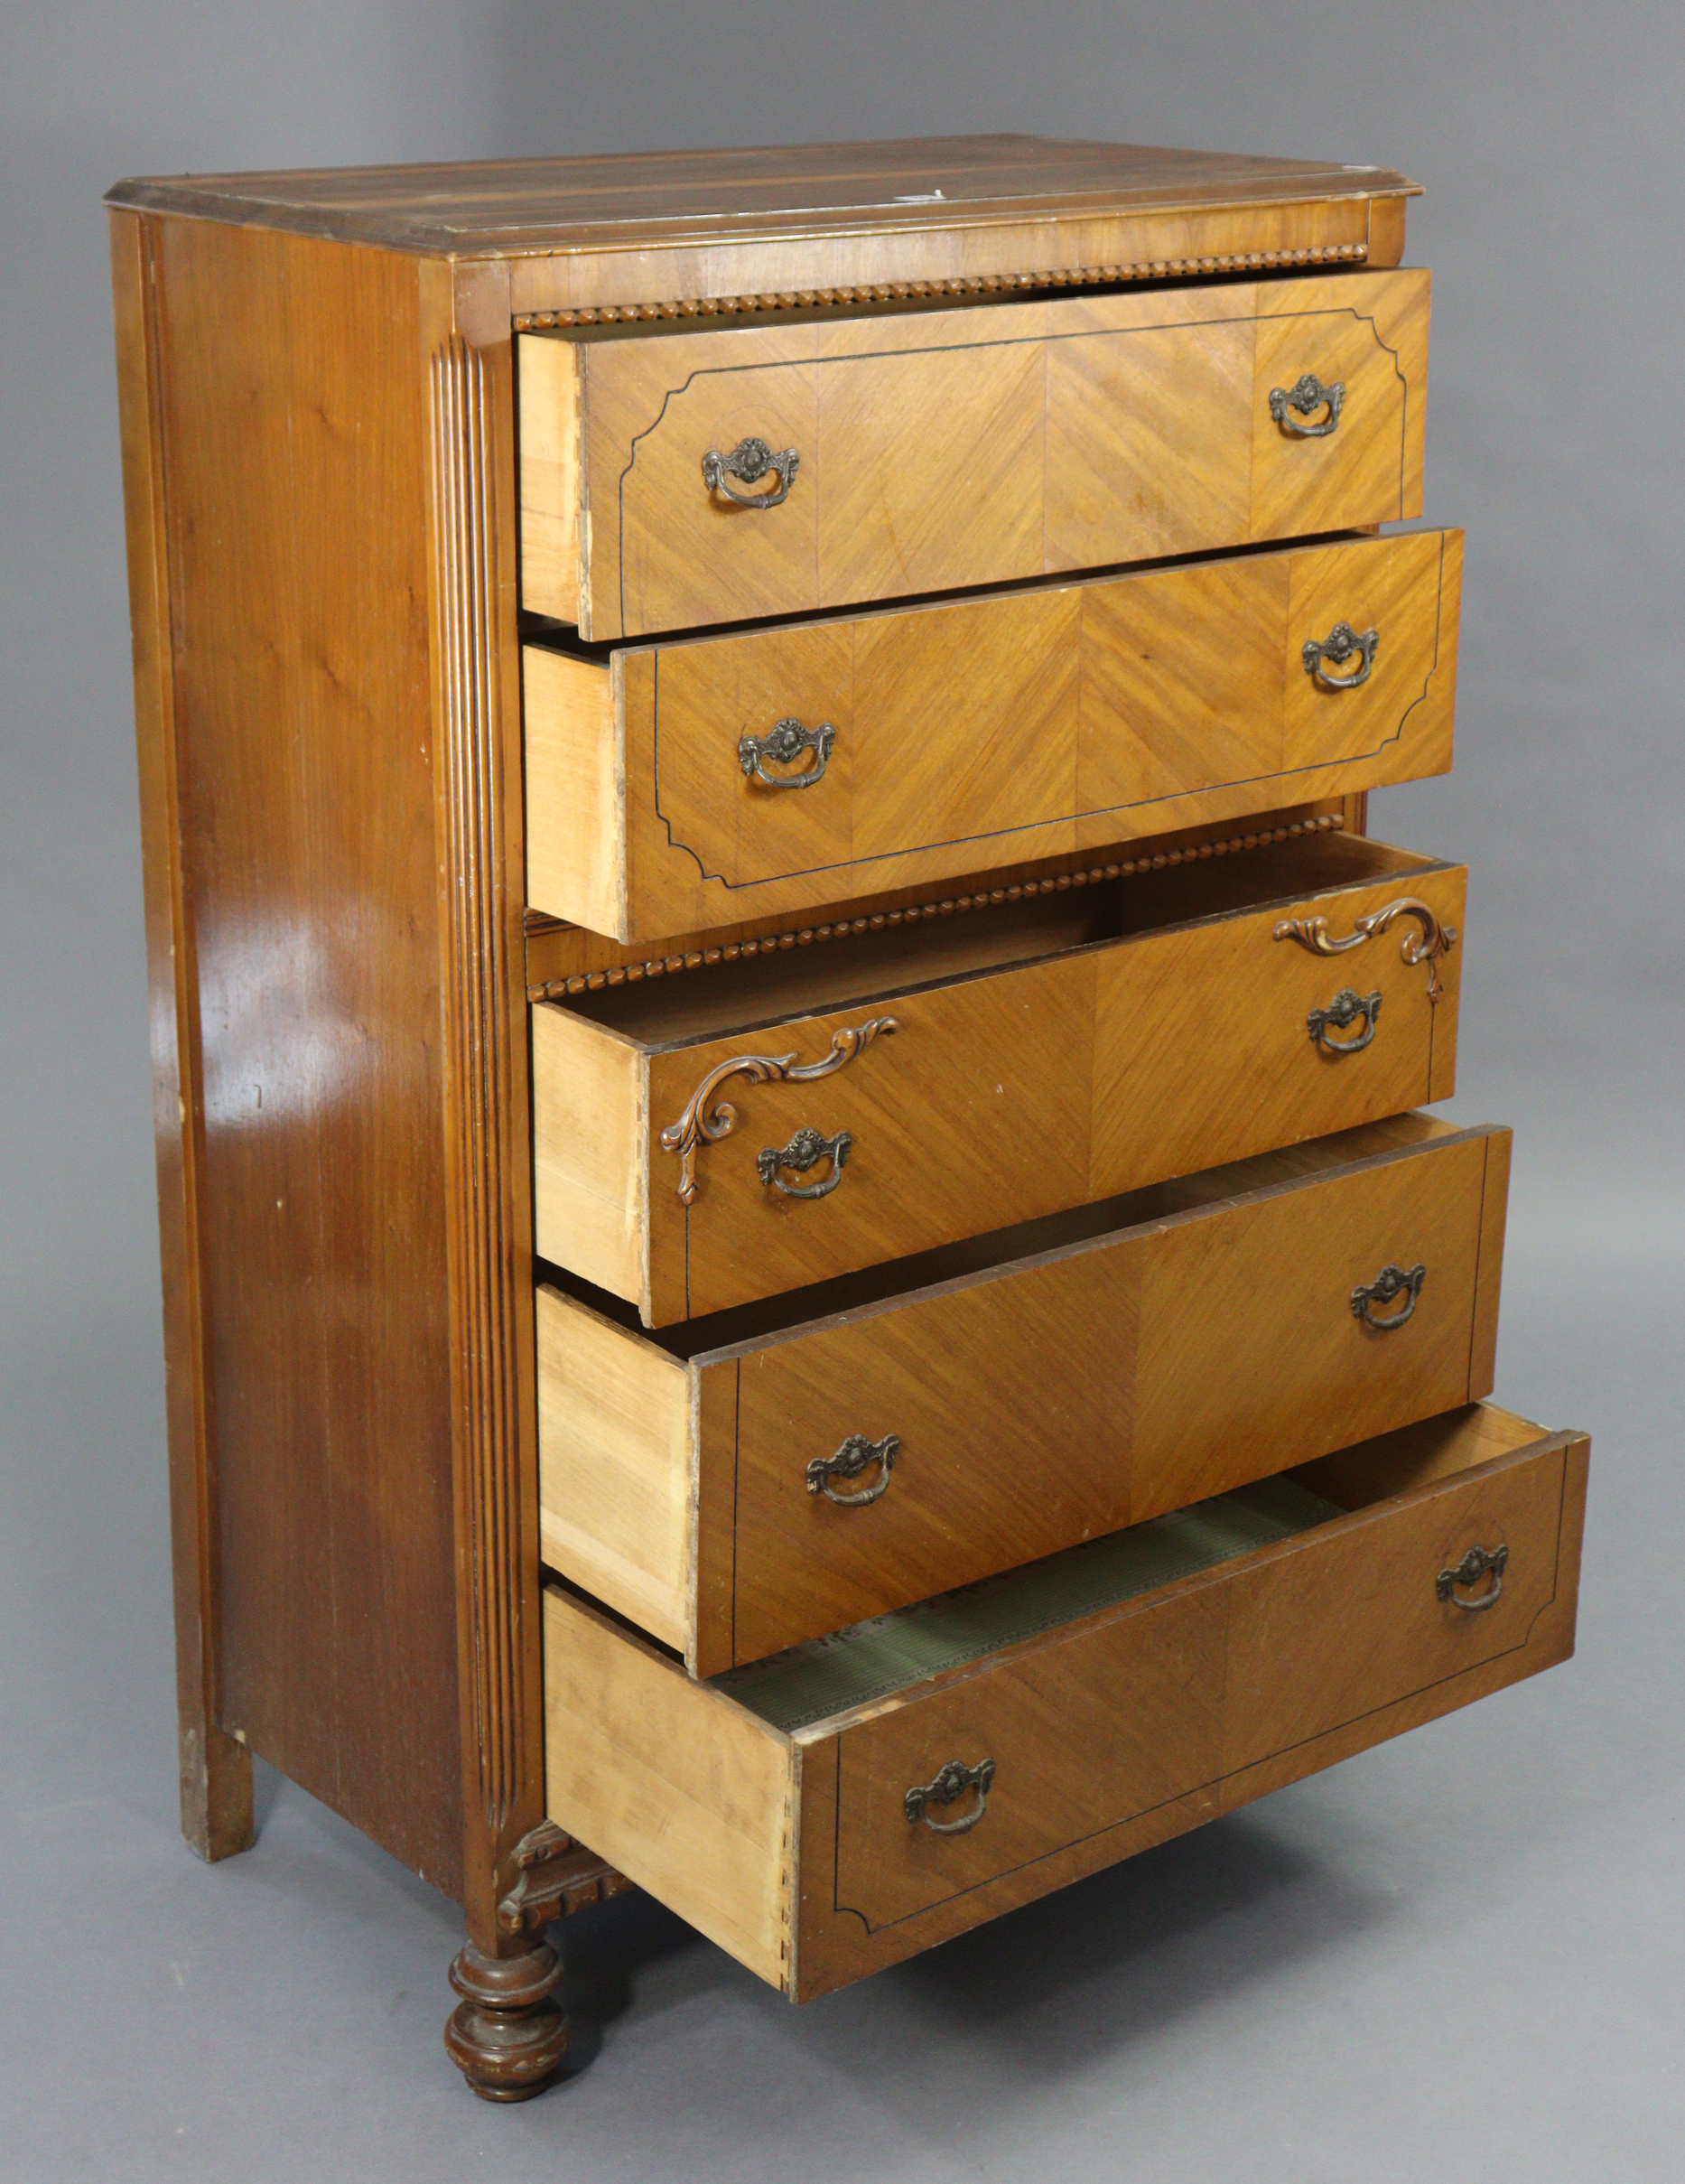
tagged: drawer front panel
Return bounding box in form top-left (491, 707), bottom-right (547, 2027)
top-left (829, 1584), bottom-right (1227, 1928)
top-left (723, 1125), bottom-right (1501, 1667)
top-left (640, 860), bottom-right (1466, 1321)
top-left (526, 528), bottom-right (1463, 943)
top-left (816, 1431), bottom-right (1570, 1944)
top-left (1086, 863), bottom-right (1461, 1201)
top-left (543, 1409), bottom-right (1588, 2003)
top-left (1221, 1442), bottom-right (1563, 1768)
top-left (523, 272), bottom-right (1429, 639)
top-left (653, 955), bottom-right (1097, 1322)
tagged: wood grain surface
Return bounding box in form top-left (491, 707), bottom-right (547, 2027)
top-left (537, 1116), bottom-right (1509, 1672)
top-left (531, 832), bottom-right (1466, 1323)
top-left (537, 1405), bottom-right (1587, 2001)
top-left (107, 136), bottom-right (1413, 249)
top-left (520, 799), bottom-right (1354, 1000)
top-left (122, 215), bottom-right (465, 1893)
top-left (110, 209), bottom-right (255, 1862)
top-left (516, 336), bottom-right (582, 629)
top-left (543, 1587), bottom-right (793, 1987)
top-left (522, 269), bottom-right (1429, 637)
top-left (427, 264), bottom-right (556, 1955)
top-left (535, 1291), bottom-right (693, 1653)
top-left (794, 1414), bottom-right (1585, 1999)
top-left (524, 530), bottom-right (1460, 941)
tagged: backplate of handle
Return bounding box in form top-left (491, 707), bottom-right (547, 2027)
top-left (805, 1431), bottom-right (899, 1506)
top-left (904, 1757), bottom-right (996, 1833)
top-left (739, 716), bottom-right (834, 790)
top-left (1437, 1542), bottom-right (1509, 1610)
top-left (1303, 621), bottom-right (1380, 689)
top-left (1352, 1261), bottom-right (1426, 1330)
top-left (702, 435), bottom-right (800, 507)
top-left (758, 1125), bottom-right (850, 1199)
top-left (1308, 986), bottom-right (1382, 1054)
top-left (1269, 371), bottom-right (1345, 436)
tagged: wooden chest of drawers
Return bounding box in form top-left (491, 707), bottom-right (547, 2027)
top-left (107, 134), bottom-right (1585, 2105)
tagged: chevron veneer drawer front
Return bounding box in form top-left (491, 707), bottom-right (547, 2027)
top-left (524, 527), bottom-right (1463, 944)
top-left (531, 827), bottom-right (1465, 1325)
top-left (518, 269), bottom-right (1430, 639)
top-left (543, 1402), bottom-right (1587, 2001)
top-left (536, 1113), bottom-right (1510, 1675)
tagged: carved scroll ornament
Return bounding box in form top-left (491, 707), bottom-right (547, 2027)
top-left (658, 1016), bottom-right (898, 1205)
top-left (1272, 895), bottom-right (1458, 1001)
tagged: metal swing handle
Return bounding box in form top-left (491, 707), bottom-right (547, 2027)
top-left (805, 1431), bottom-right (899, 1507)
top-left (1437, 1543), bottom-right (1509, 1611)
top-left (702, 435), bottom-right (800, 507)
top-left (904, 1757), bottom-right (996, 1833)
top-left (1307, 986), bottom-right (1382, 1054)
top-left (1303, 621), bottom-right (1379, 689)
top-left (1270, 371), bottom-right (1345, 436)
top-left (759, 1125), bottom-right (850, 1199)
top-left (739, 717), bottom-right (834, 790)
top-left (1352, 1261), bottom-right (1426, 1330)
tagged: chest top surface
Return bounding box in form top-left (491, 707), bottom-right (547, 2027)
top-left (105, 133), bottom-right (1416, 257)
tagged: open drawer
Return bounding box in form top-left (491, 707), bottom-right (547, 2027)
top-left (539, 1113), bottom-right (1510, 1675)
top-left (518, 268), bottom-right (1429, 639)
top-left (532, 826), bottom-right (1465, 1324)
top-left (525, 527), bottom-right (1462, 944)
top-left (544, 1402), bottom-right (1588, 2001)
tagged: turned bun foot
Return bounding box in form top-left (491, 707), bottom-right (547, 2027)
top-left (444, 1938), bottom-right (569, 2102)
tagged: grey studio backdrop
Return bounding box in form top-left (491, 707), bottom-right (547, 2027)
top-left (4, 4), bottom-right (1681, 2179)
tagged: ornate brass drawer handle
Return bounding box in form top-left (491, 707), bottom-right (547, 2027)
top-left (702, 435), bottom-right (800, 507)
top-left (1352, 1261), bottom-right (1426, 1330)
top-left (1437, 1543), bottom-right (1509, 1611)
top-left (1274, 896), bottom-right (1458, 1003)
top-left (659, 1016), bottom-right (898, 1205)
top-left (805, 1430), bottom-right (899, 1506)
top-left (739, 716), bottom-right (834, 791)
top-left (759, 1125), bottom-right (850, 1199)
top-left (1303, 621), bottom-right (1379, 689)
top-left (1269, 371), bottom-right (1345, 436)
top-left (1308, 986), bottom-right (1382, 1054)
top-left (905, 1757), bottom-right (996, 1834)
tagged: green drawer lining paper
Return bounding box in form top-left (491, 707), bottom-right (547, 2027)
top-left (712, 1474), bottom-right (1343, 1734)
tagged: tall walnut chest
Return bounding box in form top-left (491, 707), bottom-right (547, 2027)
top-left (107, 135), bottom-right (1588, 2100)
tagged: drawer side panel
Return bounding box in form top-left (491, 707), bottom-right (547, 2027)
top-left (517, 334), bottom-right (582, 622)
top-left (1468, 1128), bottom-right (1513, 1398)
top-left (522, 647), bottom-right (624, 937)
top-left (532, 1005), bottom-right (647, 1308)
top-left (536, 1287), bottom-right (693, 1653)
top-left (543, 1588), bottom-right (794, 1989)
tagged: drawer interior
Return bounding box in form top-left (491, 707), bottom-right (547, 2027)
top-left (715, 1475), bottom-right (1341, 1732)
top-left (560, 826), bottom-right (1438, 1050)
top-left (704, 1401), bottom-right (1550, 1735)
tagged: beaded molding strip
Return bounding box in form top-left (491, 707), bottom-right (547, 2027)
top-left (511, 240), bottom-right (1367, 331)
top-left (526, 813), bottom-right (1345, 1003)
